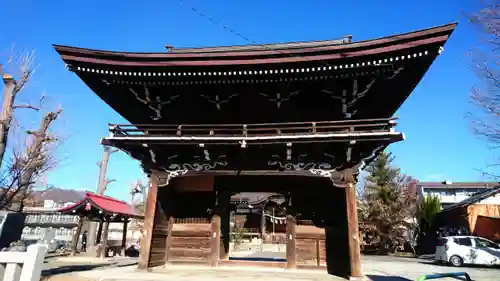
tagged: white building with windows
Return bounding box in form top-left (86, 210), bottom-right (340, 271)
top-left (417, 181), bottom-right (500, 210)
top-left (21, 200), bottom-right (80, 243)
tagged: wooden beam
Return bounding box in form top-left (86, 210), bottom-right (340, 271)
top-left (71, 216), bottom-right (84, 256)
top-left (209, 214), bottom-right (221, 267)
top-left (100, 221), bottom-right (110, 259)
top-left (285, 215), bottom-right (296, 269)
top-left (138, 171), bottom-right (159, 270)
top-left (346, 182), bottom-right (362, 279)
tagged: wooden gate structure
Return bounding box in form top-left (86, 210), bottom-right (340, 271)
top-left (54, 23), bottom-right (456, 279)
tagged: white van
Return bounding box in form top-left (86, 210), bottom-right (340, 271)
top-left (435, 235), bottom-right (500, 266)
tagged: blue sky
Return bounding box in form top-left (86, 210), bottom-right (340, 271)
top-left (0, 0), bottom-right (495, 201)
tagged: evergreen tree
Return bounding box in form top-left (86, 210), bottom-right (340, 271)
top-left (359, 151), bottom-right (416, 253)
top-left (416, 195), bottom-right (441, 253)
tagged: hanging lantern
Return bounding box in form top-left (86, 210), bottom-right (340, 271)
top-left (85, 202), bottom-right (91, 211)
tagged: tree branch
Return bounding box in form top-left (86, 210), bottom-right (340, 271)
top-left (103, 178), bottom-right (116, 192)
top-left (13, 104), bottom-right (40, 111)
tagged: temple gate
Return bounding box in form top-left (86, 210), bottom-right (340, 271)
top-left (54, 22), bottom-right (456, 279)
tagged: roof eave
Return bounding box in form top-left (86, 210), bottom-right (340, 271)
top-left (53, 22), bottom-right (457, 67)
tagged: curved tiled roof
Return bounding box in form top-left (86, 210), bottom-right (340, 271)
top-left (57, 192), bottom-right (142, 219)
top-left (53, 23), bottom-right (456, 67)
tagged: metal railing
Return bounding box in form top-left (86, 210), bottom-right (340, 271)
top-left (108, 118), bottom-right (398, 138)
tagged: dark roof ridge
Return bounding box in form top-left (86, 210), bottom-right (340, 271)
top-left (52, 22), bottom-right (457, 59)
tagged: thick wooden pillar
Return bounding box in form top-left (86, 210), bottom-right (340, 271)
top-left (71, 216), bottom-right (84, 256)
top-left (346, 182), bottom-right (362, 279)
top-left (219, 190), bottom-right (231, 260)
top-left (95, 220), bottom-right (103, 244)
top-left (138, 171), bottom-right (159, 270)
top-left (100, 221), bottom-right (110, 259)
top-left (121, 220), bottom-right (128, 256)
top-left (210, 214), bottom-right (221, 267)
top-left (285, 214), bottom-right (296, 269)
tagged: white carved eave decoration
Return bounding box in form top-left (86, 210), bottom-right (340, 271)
top-left (201, 93), bottom-right (239, 110)
top-left (149, 150), bottom-right (156, 163)
top-left (259, 91), bottom-right (299, 108)
top-left (346, 78), bottom-right (376, 107)
top-left (167, 155), bottom-right (228, 172)
top-left (309, 168), bottom-right (337, 178)
top-left (157, 155), bottom-right (228, 187)
top-left (158, 169), bottom-right (188, 187)
top-left (321, 66), bottom-right (405, 119)
top-left (322, 77), bottom-right (375, 119)
top-left (385, 67), bottom-right (404, 80)
top-left (267, 153), bottom-right (335, 170)
top-left (129, 86), bottom-right (179, 120)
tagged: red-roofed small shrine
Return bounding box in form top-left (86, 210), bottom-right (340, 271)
top-left (58, 192), bottom-right (143, 257)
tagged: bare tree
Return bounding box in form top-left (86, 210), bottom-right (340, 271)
top-left (0, 108), bottom-right (63, 211)
top-left (0, 51), bottom-right (39, 168)
top-left (131, 180), bottom-right (147, 217)
top-left (130, 180), bottom-right (147, 238)
top-left (96, 147), bottom-right (119, 195)
top-left (469, 2), bottom-right (500, 162)
top-left (0, 49), bottom-right (64, 211)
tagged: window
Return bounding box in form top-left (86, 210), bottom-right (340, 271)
top-left (474, 238), bottom-right (499, 249)
top-left (437, 238), bottom-right (447, 246)
top-left (453, 238), bottom-right (472, 246)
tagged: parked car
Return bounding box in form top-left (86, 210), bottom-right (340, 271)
top-left (435, 235), bottom-right (500, 266)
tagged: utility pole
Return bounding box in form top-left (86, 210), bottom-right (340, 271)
top-left (87, 145), bottom-right (118, 250)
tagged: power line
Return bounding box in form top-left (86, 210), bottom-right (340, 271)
top-left (175, 0), bottom-right (338, 68)
top-left (175, 1), bottom-right (399, 81)
top-left (177, 0), bottom-right (257, 47)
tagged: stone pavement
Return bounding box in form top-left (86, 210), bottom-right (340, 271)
top-left (41, 255), bottom-right (500, 281)
top-left (44, 264), bottom-right (347, 281)
top-left (361, 255), bottom-right (499, 281)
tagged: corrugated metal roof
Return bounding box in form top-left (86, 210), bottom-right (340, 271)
top-left (441, 185), bottom-right (500, 212)
top-left (418, 181), bottom-right (499, 189)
